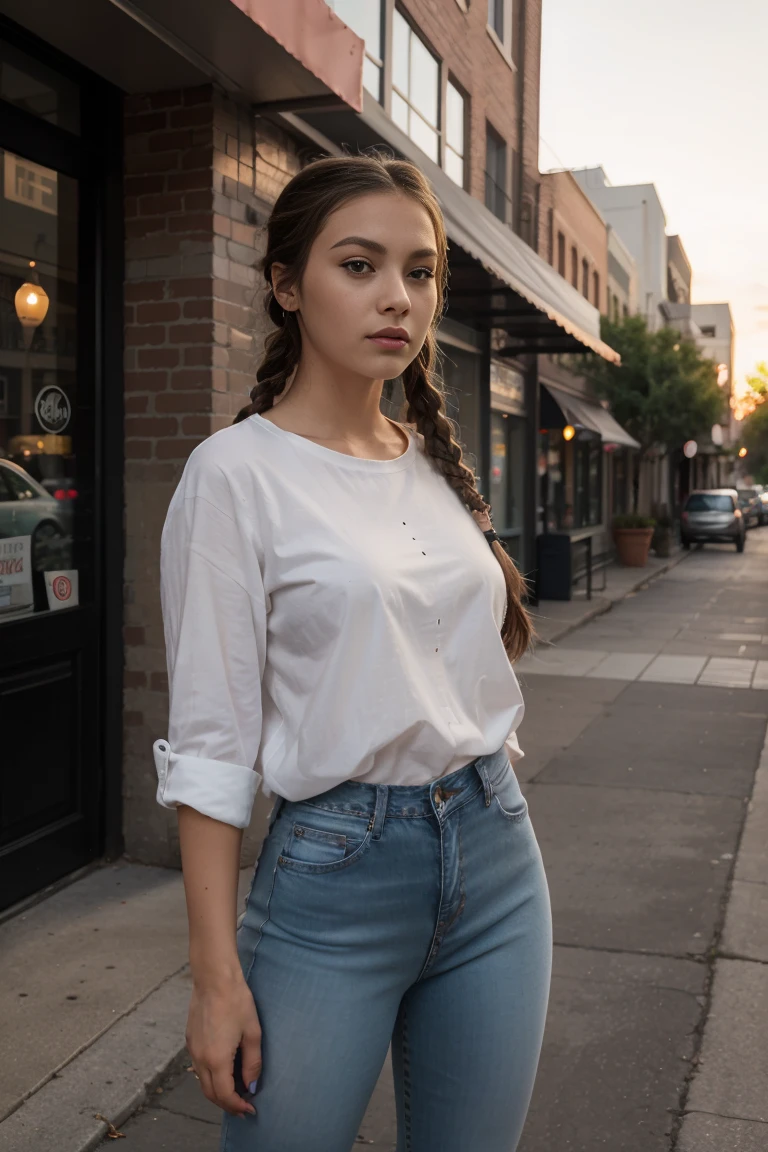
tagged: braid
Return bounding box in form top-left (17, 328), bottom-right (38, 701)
top-left (233, 291), bottom-right (301, 423)
top-left (402, 334), bottom-right (534, 663)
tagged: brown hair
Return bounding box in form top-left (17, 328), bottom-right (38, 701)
top-left (234, 153), bottom-right (532, 661)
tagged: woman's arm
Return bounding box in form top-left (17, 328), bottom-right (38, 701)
top-left (178, 805), bottom-right (261, 1118)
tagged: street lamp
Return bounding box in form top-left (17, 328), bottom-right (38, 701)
top-left (562, 425), bottom-right (576, 441)
top-left (739, 447), bottom-right (748, 458)
top-left (14, 261), bottom-right (50, 437)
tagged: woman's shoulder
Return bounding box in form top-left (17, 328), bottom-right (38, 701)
top-left (174, 418), bottom-right (268, 513)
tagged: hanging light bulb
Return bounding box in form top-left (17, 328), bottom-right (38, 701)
top-left (562, 425), bottom-right (576, 441)
top-left (14, 261), bottom-right (49, 349)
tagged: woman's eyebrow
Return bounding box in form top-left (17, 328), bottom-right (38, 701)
top-left (329, 235), bottom-right (437, 260)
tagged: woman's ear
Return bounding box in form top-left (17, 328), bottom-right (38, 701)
top-left (271, 264), bottom-right (299, 314)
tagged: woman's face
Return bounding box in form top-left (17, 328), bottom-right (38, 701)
top-left (275, 191), bottom-right (440, 382)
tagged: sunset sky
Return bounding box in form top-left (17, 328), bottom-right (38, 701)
top-left (539, 0), bottom-right (768, 409)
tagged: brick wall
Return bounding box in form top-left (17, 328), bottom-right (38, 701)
top-left (121, 85), bottom-right (300, 866)
top-left (538, 170), bottom-right (609, 313)
top-left (400, 0), bottom-right (541, 236)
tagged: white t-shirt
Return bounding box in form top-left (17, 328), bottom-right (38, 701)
top-left (153, 413), bottom-right (525, 828)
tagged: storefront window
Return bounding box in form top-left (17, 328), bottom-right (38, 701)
top-left (439, 344), bottom-right (481, 480)
top-left (540, 431), bottom-right (602, 531)
top-left (0, 147), bottom-right (81, 620)
top-left (490, 411), bottom-right (524, 532)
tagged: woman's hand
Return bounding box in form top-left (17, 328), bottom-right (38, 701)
top-left (186, 977), bottom-right (262, 1118)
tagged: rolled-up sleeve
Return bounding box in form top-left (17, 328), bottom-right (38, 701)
top-left (153, 464), bottom-right (267, 828)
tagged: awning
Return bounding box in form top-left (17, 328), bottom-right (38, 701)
top-left (297, 92), bottom-right (619, 363)
top-left (542, 383), bottom-right (640, 449)
top-left (3, 0), bottom-right (364, 110)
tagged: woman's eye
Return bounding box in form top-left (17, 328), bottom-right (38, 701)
top-left (410, 267), bottom-right (436, 280)
top-left (342, 259), bottom-right (372, 275)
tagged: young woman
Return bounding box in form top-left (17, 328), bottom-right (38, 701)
top-left (153, 154), bottom-right (552, 1152)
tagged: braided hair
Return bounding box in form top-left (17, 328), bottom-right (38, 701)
top-left (234, 154), bottom-right (532, 662)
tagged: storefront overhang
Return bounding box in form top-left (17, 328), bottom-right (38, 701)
top-left (2, 0), bottom-right (364, 110)
top-left (296, 92), bottom-right (620, 363)
top-left (542, 383), bottom-right (640, 449)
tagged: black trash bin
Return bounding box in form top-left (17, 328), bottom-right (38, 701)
top-left (536, 533), bottom-right (572, 601)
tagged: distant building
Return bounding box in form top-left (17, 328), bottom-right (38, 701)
top-left (667, 235), bottom-right (692, 304)
top-left (607, 226), bottom-right (638, 321)
top-left (572, 167), bottom-right (667, 330)
top-left (690, 302), bottom-right (735, 441)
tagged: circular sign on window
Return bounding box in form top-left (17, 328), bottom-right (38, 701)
top-left (34, 385), bottom-right (71, 434)
top-left (51, 575), bottom-right (72, 601)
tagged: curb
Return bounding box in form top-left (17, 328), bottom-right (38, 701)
top-left (1, 972), bottom-right (191, 1152)
top-left (543, 549), bottom-right (689, 646)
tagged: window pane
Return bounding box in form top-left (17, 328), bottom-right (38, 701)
top-left (490, 413), bottom-right (509, 530)
top-left (0, 39), bottom-right (80, 134)
top-left (446, 83), bottom-right (464, 154)
top-left (0, 148), bottom-right (82, 621)
top-left (326, 1), bottom-right (381, 59)
top-left (391, 91), bottom-right (409, 135)
top-left (392, 10), bottom-right (410, 94)
top-left (488, 0), bottom-right (504, 39)
top-left (363, 56), bottom-right (381, 101)
top-left (409, 33), bottom-right (438, 127)
top-left (409, 115), bottom-right (438, 163)
top-left (445, 147), bottom-right (464, 186)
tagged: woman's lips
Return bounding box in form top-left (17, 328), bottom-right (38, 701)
top-left (367, 336), bottom-right (408, 350)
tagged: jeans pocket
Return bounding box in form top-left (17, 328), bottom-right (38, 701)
top-left (277, 815), bottom-right (370, 875)
top-left (490, 763), bottom-right (529, 823)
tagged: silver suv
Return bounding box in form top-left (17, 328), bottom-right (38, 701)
top-left (681, 489), bottom-right (745, 553)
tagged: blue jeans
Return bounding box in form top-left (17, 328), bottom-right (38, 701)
top-left (221, 746), bottom-right (552, 1152)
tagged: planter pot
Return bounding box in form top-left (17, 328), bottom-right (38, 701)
top-left (613, 527), bottom-right (654, 567)
top-left (652, 529), bottom-right (672, 558)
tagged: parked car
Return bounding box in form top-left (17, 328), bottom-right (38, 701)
top-left (737, 489), bottom-right (762, 529)
top-left (0, 459), bottom-right (74, 572)
top-left (681, 489), bottom-right (745, 552)
top-left (759, 490), bottom-right (768, 526)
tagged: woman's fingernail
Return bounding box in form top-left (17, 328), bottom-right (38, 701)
top-left (248, 1080), bottom-right (258, 1094)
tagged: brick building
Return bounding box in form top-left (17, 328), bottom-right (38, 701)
top-left (0, 0), bottom-right (621, 906)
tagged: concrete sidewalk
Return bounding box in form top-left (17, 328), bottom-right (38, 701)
top-left (2, 540), bottom-right (766, 1152)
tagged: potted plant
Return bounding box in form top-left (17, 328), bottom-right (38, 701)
top-left (612, 514), bottom-right (656, 567)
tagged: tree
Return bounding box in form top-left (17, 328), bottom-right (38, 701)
top-left (579, 315), bottom-right (725, 514)
top-left (582, 315), bottom-right (724, 454)
top-left (742, 364), bottom-right (768, 484)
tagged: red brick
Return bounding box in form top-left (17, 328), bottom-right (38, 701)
top-left (124, 671), bottom-right (147, 689)
top-left (184, 345), bottom-right (214, 368)
top-left (156, 438), bottom-right (205, 460)
top-left (124, 711), bottom-right (144, 727)
top-left (184, 85), bottom-right (213, 106)
top-left (149, 129), bottom-right (195, 152)
top-left (125, 304), bottom-right (135, 325)
top-left (183, 298), bottom-right (213, 319)
top-left (181, 147), bottom-right (213, 171)
top-left (125, 440), bottom-right (153, 459)
top-left (125, 416), bottom-right (179, 437)
top-left (170, 105), bottom-right (213, 129)
top-left (181, 415), bottom-right (215, 436)
top-left (168, 213), bottom-right (213, 233)
top-left (149, 90), bottom-right (183, 110)
top-left (125, 111), bottom-right (167, 134)
top-left (184, 190), bottom-right (214, 211)
top-left (136, 302), bottom-right (181, 324)
top-left (168, 170), bottom-right (212, 192)
top-left (124, 94), bottom-right (151, 116)
top-left (138, 348), bottom-right (181, 369)
top-left (169, 322), bottom-right (214, 344)
top-left (125, 395), bottom-right (149, 414)
top-left (150, 671), bottom-right (169, 692)
top-left (125, 175), bottom-right (166, 196)
top-left (156, 390), bottom-right (211, 412)
top-left (137, 193), bottom-right (185, 216)
top-left (125, 151), bottom-right (182, 176)
top-left (169, 277), bottom-right (213, 298)
top-left (169, 369), bottom-right (211, 390)
top-left (125, 369), bottom-right (168, 391)
top-left (125, 282), bottom-right (166, 303)
top-left (125, 324), bottom-right (167, 346)
top-left (125, 218), bottom-right (165, 240)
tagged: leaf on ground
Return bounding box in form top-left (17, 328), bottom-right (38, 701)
top-left (94, 1113), bottom-right (126, 1139)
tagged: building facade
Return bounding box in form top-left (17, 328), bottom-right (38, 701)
top-left (572, 166), bottom-right (668, 331)
top-left (0, 0), bottom-right (621, 906)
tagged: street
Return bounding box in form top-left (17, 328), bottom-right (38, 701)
top-left (105, 529), bottom-right (768, 1151)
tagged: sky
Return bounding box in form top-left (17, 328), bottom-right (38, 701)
top-left (539, 0), bottom-right (768, 409)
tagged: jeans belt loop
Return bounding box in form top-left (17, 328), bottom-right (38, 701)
top-left (370, 784), bottom-right (388, 841)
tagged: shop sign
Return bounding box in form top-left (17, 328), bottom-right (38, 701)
top-left (35, 385), bottom-right (71, 434)
top-left (3, 152), bottom-right (58, 216)
top-left (0, 535), bottom-right (32, 612)
top-left (490, 360), bottom-right (526, 417)
top-left (44, 570), bottom-right (79, 611)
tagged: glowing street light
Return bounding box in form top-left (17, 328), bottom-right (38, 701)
top-left (738, 447), bottom-right (748, 458)
top-left (562, 425), bottom-right (576, 441)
